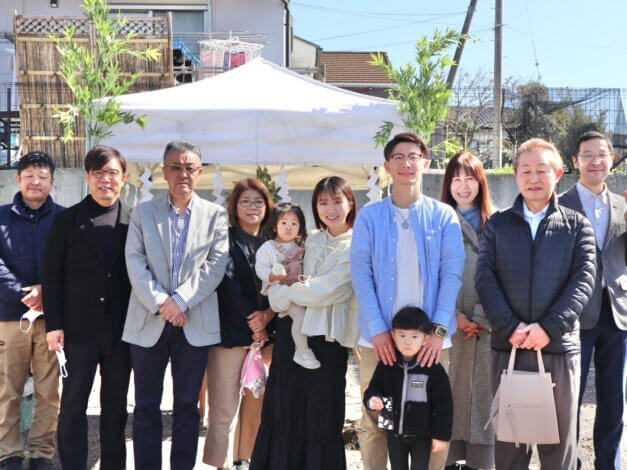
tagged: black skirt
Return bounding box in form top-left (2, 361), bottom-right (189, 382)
top-left (250, 316), bottom-right (348, 470)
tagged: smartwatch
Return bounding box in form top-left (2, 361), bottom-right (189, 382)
top-left (433, 323), bottom-right (448, 339)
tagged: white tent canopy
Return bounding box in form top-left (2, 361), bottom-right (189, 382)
top-left (100, 58), bottom-right (400, 166)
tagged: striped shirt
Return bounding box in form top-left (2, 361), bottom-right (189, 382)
top-left (169, 195), bottom-right (193, 312)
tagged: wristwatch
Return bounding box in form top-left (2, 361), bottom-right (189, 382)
top-left (433, 323), bottom-right (448, 339)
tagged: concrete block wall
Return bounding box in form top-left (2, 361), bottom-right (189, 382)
top-left (0, 170), bottom-right (624, 228)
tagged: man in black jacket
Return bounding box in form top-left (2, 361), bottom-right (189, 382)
top-left (476, 138), bottom-right (596, 470)
top-left (560, 131), bottom-right (627, 470)
top-left (42, 146), bottom-right (132, 470)
top-left (0, 152), bottom-right (63, 470)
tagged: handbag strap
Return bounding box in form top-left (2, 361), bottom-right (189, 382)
top-left (506, 347), bottom-right (547, 375)
top-left (536, 349), bottom-right (546, 374)
top-left (506, 347), bottom-right (517, 375)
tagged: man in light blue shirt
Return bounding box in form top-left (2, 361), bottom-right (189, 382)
top-left (351, 132), bottom-right (465, 470)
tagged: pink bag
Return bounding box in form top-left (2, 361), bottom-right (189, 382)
top-left (240, 344), bottom-right (267, 399)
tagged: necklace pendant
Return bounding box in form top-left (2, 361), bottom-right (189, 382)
top-left (401, 220), bottom-right (410, 229)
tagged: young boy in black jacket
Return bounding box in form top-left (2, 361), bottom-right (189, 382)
top-left (364, 306), bottom-right (453, 470)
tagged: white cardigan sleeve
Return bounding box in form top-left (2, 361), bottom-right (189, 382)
top-left (270, 249), bottom-right (352, 311)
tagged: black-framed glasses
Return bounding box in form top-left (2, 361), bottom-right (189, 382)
top-left (238, 199), bottom-right (265, 208)
top-left (164, 164), bottom-right (202, 174)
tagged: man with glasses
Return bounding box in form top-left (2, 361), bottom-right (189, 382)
top-left (0, 152), bottom-right (62, 470)
top-left (123, 140), bottom-right (228, 469)
top-left (351, 132), bottom-right (465, 470)
top-left (559, 131), bottom-right (626, 470)
top-left (42, 145), bottom-right (132, 469)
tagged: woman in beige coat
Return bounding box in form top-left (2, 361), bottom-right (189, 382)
top-left (441, 152), bottom-right (496, 470)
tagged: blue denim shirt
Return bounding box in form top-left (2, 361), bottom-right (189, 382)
top-left (350, 195), bottom-right (465, 342)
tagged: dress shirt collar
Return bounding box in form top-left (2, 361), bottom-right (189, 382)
top-left (576, 181), bottom-right (609, 205)
top-left (522, 201), bottom-right (549, 221)
top-left (168, 193), bottom-right (193, 216)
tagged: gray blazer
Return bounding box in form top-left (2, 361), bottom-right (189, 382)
top-left (122, 193), bottom-right (229, 347)
top-left (559, 185), bottom-right (627, 330)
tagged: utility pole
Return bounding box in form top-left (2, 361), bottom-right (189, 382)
top-left (447, 0), bottom-right (479, 88)
top-left (493, 0), bottom-right (503, 168)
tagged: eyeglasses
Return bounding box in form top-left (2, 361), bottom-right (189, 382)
top-left (91, 169), bottom-right (121, 179)
top-left (389, 153), bottom-right (425, 164)
top-left (579, 152), bottom-right (611, 162)
top-left (164, 164), bottom-right (202, 174)
top-left (238, 199), bottom-right (265, 208)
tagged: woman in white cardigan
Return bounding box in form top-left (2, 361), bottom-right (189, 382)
top-left (250, 176), bottom-right (360, 470)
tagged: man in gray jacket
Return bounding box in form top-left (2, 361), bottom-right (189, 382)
top-left (476, 138), bottom-right (596, 469)
top-left (123, 141), bottom-right (229, 469)
top-left (559, 131), bottom-right (626, 470)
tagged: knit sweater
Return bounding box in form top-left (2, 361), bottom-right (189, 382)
top-left (268, 229), bottom-right (360, 348)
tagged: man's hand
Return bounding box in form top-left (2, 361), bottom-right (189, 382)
top-left (169, 311), bottom-right (188, 328)
top-left (372, 331), bottom-right (396, 366)
top-left (416, 334), bottom-right (444, 367)
top-left (519, 323), bottom-right (551, 351)
top-left (431, 439), bottom-right (447, 453)
top-left (159, 296), bottom-right (183, 321)
top-left (21, 285), bottom-right (43, 311)
top-left (508, 322), bottom-right (529, 348)
top-left (368, 396), bottom-right (384, 411)
top-left (46, 330), bottom-right (64, 352)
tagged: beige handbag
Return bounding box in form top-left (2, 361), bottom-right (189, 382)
top-left (486, 347), bottom-right (560, 447)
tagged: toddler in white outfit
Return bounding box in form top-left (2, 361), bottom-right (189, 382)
top-left (255, 203), bottom-right (321, 369)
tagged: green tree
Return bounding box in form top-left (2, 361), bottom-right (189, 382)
top-left (502, 82), bottom-right (606, 168)
top-left (371, 28), bottom-right (466, 158)
top-left (50, 0), bottom-right (161, 148)
top-left (256, 166), bottom-right (281, 203)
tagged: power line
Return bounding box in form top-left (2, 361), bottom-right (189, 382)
top-left (292, 2), bottom-right (466, 19)
top-left (346, 27), bottom-right (494, 52)
top-left (313, 13), bottom-right (466, 41)
top-left (507, 25), bottom-right (627, 51)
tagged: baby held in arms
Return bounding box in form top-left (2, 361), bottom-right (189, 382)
top-left (255, 203), bottom-right (320, 369)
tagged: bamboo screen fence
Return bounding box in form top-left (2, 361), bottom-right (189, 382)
top-left (13, 13), bottom-right (173, 168)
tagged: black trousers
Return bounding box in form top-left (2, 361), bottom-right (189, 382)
top-left (387, 433), bottom-right (431, 470)
top-left (58, 317), bottom-right (131, 470)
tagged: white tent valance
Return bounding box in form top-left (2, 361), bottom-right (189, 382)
top-left (100, 58), bottom-right (401, 167)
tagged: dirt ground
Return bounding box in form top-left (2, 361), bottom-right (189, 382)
top-left (28, 354), bottom-right (625, 469)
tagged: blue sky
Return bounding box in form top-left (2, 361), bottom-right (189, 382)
top-left (291, 0), bottom-right (627, 88)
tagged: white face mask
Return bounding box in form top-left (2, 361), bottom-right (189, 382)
top-left (19, 309), bottom-right (43, 333)
top-left (55, 344), bottom-right (68, 378)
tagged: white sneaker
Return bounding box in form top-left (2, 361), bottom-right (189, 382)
top-left (294, 348), bottom-right (321, 369)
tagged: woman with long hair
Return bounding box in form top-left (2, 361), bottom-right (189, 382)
top-left (250, 176), bottom-right (361, 470)
top-left (441, 152), bottom-right (496, 470)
